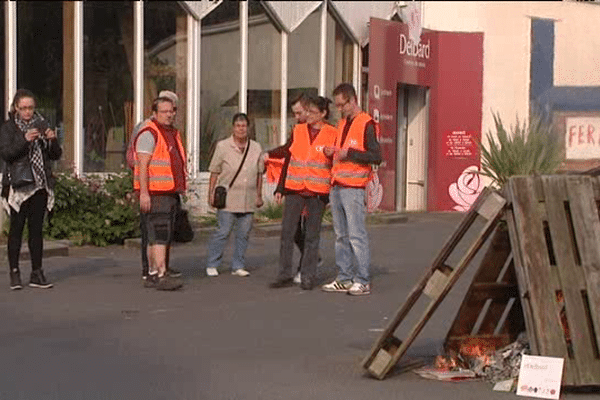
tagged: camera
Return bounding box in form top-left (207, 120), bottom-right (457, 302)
top-left (34, 119), bottom-right (49, 137)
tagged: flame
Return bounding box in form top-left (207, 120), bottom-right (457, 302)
top-left (434, 355), bottom-right (458, 371)
top-left (458, 342), bottom-right (493, 368)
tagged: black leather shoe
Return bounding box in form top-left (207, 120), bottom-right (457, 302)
top-left (300, 281), bottom-right (315, 290)
top-left (268, 278), bottom-right (294, 289)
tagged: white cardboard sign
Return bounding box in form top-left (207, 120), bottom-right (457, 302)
top-left (516, 355), bottom-right (564, 399)
top-left (565, 117), bottom-right (600, 160)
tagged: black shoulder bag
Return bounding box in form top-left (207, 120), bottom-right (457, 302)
top-left (212, 142), bottom-right (250, 209)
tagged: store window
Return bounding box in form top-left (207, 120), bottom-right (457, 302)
top-left (327, 12), bottom-right (354, 125)
top-left (83, 1), bottom-right (133, 172)
top-left (287, 9), bottom-right (320, 134)
top-left (144, 2), bottom-right (188, 146)
top-left (17, 1), bottom-right (62, 137)
top-left (247, 3), bottom-right (281, 151)
top-left (200, 1), bottom-right (241, 171)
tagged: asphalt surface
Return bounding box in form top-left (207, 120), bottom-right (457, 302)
top-left (0, 212), bottom-right (596, 400)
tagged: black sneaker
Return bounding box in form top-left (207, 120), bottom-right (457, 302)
top-left (10, 269), bottom-right (22, 290)
top-left (143, 274), bottom-right (159, 288)
top-left (166, 267), bottom-right (182, 278)
top-left (155, 275), bottom-right (183, 291)
top-left (268, 278), bottom-right (295, 289)
top-left (29, 270), bottom-right (53, 289)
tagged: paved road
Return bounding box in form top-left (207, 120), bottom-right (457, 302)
top-left (0, 213), bottom-right (595, 399)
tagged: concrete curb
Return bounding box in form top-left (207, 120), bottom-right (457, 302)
top-left (0, 239), bottom-right (70, 260)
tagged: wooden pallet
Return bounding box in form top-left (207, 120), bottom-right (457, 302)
top-left (444, 226), bottom-right (526, 354)
top-left (506, 175), bottom-right (600, 387)
top-left (362, 187), bottom-right (507, 379)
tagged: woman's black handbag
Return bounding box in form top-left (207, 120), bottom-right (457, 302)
top-left (8, 159), bottom-right (35, 188)
top-left (174, 209), bottom-right (194, 243)
top-left (213, 185), bottom-right (227, 209)
top-left (211, 142), bottom-right (250, 209)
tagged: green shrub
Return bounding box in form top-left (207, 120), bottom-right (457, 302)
top-left (44, 170), bottom-right (140, 246)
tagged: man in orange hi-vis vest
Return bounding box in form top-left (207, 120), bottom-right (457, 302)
top-left (265, 93), bottom-right (324, 285)
top-left (127, 90), bottom-right (182, 282)
top-left (133, 96), bottom-right (186, 291)
top-left (321, 83), bottom-right (382, 296)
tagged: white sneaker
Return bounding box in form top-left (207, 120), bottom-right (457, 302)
top-left (347, 282), bottom-right (371, 296)
top-left (293, 272), bottom-right (301, 284)
top-left (206, 267), bottom-right (219, 277)
top-left (231, 269), bottom-right (250, 277)
top-left (321, 280), bottom-right (353, 293)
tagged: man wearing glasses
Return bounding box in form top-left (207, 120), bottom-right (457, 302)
top-left (127, 91), bottom-right (182, 283)
top-left (133, 96), bottom-right (186, 291)
top-left (322, 83), bottom-right (382, 296)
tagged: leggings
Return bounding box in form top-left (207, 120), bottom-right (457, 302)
top-left (8, 189), bottom-right (48, 272)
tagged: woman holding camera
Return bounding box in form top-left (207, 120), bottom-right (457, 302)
top-left (0, 89), bottom-right (62, 290)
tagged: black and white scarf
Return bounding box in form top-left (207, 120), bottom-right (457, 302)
top-left (14, 111), bottom-right (47, 188)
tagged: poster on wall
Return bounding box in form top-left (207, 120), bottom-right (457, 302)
top-left (565, 117), bottom-right (600, 160)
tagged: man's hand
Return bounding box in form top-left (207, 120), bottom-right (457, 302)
top-left (256, 195), bottom-right (264, 208)
top-left (140, 192), bottom-right (151, 213)
top-left (274, 192), bottom-right (283, 205)
top-left (323, 146), bottom-right (336, 157)
top-left (334, 148), bottom-right (348, 161)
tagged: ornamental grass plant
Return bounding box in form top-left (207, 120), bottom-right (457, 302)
top-left (478, 111), bottom-right (564, 189)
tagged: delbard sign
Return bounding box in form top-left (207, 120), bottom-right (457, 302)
top-left (566, 117), bottom-right (600, 159)
top-left (399, 34), bottom-right (431, 59)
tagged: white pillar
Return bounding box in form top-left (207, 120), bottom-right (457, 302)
top-left (134, 0), bottom-right (144, 125)
top-left (1, 1), bottom-right (17, 232)
top-left (5, 0), bottom-right (16, 118)
top-left (318, 1), bottom-right (327, 97)
top-left (280, 31), bottom-right (288, 146)
top-left (239, 1), bottom-right (248, 113)
top-left (187, 14), bottom-right (200, 179)
top-left (74, 1), bottom-right (84, 176)
top-left (353, 42), bottom-right (361, 107)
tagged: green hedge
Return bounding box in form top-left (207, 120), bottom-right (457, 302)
top-left (44, 170), bottom-right (140, 246)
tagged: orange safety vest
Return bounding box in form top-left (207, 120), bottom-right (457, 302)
top-left (133, 119), bottom-right (186, 192)
top-left (285, 123), bottom-right (337, 195)
top-left (331, 112), bottom-right (378, 188)
top-left (265, 157), bottom-right (284, 184)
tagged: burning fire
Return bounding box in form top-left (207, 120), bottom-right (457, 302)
top-left (434, 355), bottom-right (458, 371)
top-left (435, 341), bottom-right (495, 372)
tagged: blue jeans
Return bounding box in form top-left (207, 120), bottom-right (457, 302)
top-left (207, 211), bottom-right (254, 271)
top-left (330, 186), bottom-right (371, 285)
